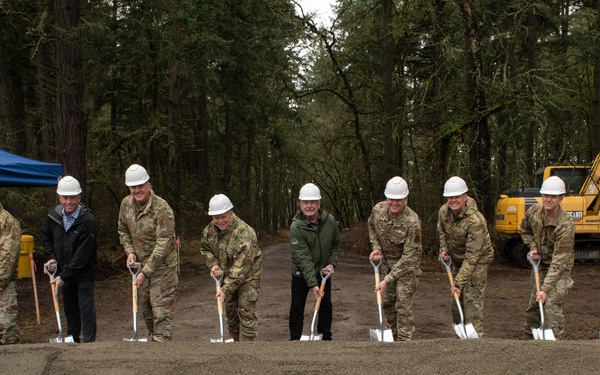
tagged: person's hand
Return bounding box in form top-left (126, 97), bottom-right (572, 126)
top-left (375, 279), bottom-right (387, 294)
top-left (529, 250), bottom-right (540, 262)
top-left (44, 259), bottom-right (57, 274)
top-left (369, 250), bottom-right (382, 261)
top-left (312, 285), bottom-right (322, 300)
top-left (134, 272), bottom-right (146, 288)
top-left (322, 265), bottom-right (334, 276)
top-left (52, 275), bottom-right (64, 288)
top-left (211, 265), bottom-right (223, 278)
top-left (216, 288), bottom-right (225, 303)
top-left (536, 290), bottom-right (547, 303)
top-left (126, 253), bottom-right (137, 266)
top-left (440, 251), bottom-right (450, 262)
top-left (451, 285), bottom-right (461, 298)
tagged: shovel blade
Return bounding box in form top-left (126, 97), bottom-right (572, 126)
top-left (532, 327), bottom-right (555, 341)
top-left (369, 328), bottom-right (394, 342)
top-left (464, 323), bottom-right (479, 339)
top-left (123, 337), bottom-right (148, 342)
top-left (210, 337), bottom-right (235, 343)
top-left (300, 333), bottom-right (323, 341)
top-left (452, 323), bottom-right (468, 339)
top-left (50, 335), bottom-right (74, 343)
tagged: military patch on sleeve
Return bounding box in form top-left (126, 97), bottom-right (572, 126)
top-left (291, 238), bottom-right (298, 245)
top-left (414, 229), bottom-right (422, 244)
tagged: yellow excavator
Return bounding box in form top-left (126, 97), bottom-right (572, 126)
top-left (495, 153), bottom-right (600, 266)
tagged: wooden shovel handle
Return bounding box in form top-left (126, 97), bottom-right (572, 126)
top-left (375, 272), bottom-right (383, 305)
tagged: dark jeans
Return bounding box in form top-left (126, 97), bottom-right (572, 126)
top-left (289, 275), bottom-right (332, 340)
top-left (61, 279), bottom-right (97, 343)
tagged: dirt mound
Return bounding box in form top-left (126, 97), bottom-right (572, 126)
top-left (6, 242), bottom-right (600, 374)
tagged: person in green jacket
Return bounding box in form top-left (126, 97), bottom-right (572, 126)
top-left (118, 164), bottom-right (178, 342)
top-left (437, 176), bottom-right (494, 337)
top-left (289, 183), bottom-right (341, 340)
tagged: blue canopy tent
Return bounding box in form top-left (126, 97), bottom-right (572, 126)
top-left (0, 148), bottom-right (63, 187)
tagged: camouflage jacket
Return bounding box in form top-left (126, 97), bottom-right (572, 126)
top-left (290, 209), bottom-right (341, 288)
top-left (118, 190), bottom-right (177, 278)
top-left (368, 201), bottom-right (422, 282)
top-left (520, 203), bottom-right (575, 293)
top-left (200, 215), bottom-right (262, 296)
top-left (437, 197), bottom-right (494, 287)
top-left (0, 204), bottom-right (21, 289)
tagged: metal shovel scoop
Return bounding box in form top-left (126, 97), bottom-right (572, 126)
top-left (369, 258), bottom-right (393, 342)
top-left (210, 272), bottom-right (234, 343)
top-left (527, 253), bottom-right (555, 341)
top-left (123, 262), bottom-right (148, 342)
top-left (300, 268), bottom-right (333, 341)
top-left (438, 255), bottom-right (479, 339)
top-left (44, 263), bottom-right (74, 343)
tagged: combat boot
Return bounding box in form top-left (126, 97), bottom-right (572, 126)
top-left (229, 331), bottom-right (240, 342)
top-left (242, 335), bottom-right (255, 342)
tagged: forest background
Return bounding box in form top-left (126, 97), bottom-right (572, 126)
top-left (1, 0), bottom-right (599, 260)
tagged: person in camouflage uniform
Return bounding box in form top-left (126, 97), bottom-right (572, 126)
top-left (368, 177), bottom-right (422, 341)
top-left (289, 183), bottom-right (341, 341)
top-left (200, 194), bottom-right (263, 342)
top-left (0, 203), bottom-right (21, 345)
top-left (437, 176), bottom-right (494, 336)
top-left (521, 176), bottom-right (575, 340)
top-left (118, 164), bottom-right (178, 342)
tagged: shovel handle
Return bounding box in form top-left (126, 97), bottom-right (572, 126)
top-left (211, 272), bottom-right (225, 315)
top-left (43, 262), bottom-right (57, 281)
top-left (439, 255), bottom-right (461, 300)
top-left (526, 253), bottom-right (543, 294)
top-left (127, 262), bottom-right (142, 280)
top-left (314, 268), bottom-right (333, 311)
top-left (49, 282), bottom-right (60, 312)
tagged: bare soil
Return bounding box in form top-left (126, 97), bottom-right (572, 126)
top-left (4, 237), bottom-right (600, 374)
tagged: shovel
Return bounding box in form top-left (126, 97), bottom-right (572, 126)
top-left (210, 272), bottom-right (234, 343)
top-left (527, 253), bottom-right (555, 341)
top-left (300, 267), bottom-right (333, 341)
top-left (123, 262), bottom-right (148, 342)
top-left (438, 255), bottom-right (478, 339)
top-left (44, 263), bottom-right (74, 343)
top-left (369, 257), bottom-right (394, 342)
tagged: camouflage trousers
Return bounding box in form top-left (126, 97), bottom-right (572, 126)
top-left (381, 264), bottom-right (419, 341)
top-left (451, 263), bottom-right (489, 337)
top-left (139, 265), bottom-right (178, 342)
top-left (225, 280), bottom-right (260, 340)
top-left (524, 270), bottom-right (573, 340)
top-left (0, 281), bottom-right (20, 345)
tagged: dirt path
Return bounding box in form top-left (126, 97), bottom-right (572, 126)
top-left (5, 243), bottom-right (600, 374)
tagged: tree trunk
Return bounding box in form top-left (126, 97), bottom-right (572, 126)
top-left (382, 0), bottom-right (395, 179)
top-left (55, 0), bottom-right (86, 187)
top-left (168, 58), bottom-right (182, 220)
top-left (459, 0), bottom-right (492, 219)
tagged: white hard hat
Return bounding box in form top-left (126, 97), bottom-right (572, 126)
top-left (56, 176), bottom-right (82, 196)
top-left (208, 194), bottom-right (234, 215)
top-left (298, 183), bottom-right (321, 200)
top-left (443, 176), bottom-right (469, 197)
top-left (125, 164), bottom-right (150, 186)
top-left (384, 176), bottom-right (409, 199)
top-left (539, 176), bottom-right (566, 195)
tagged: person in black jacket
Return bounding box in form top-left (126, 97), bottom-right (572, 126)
top-left (41, 176), bottom-right (98, 343)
